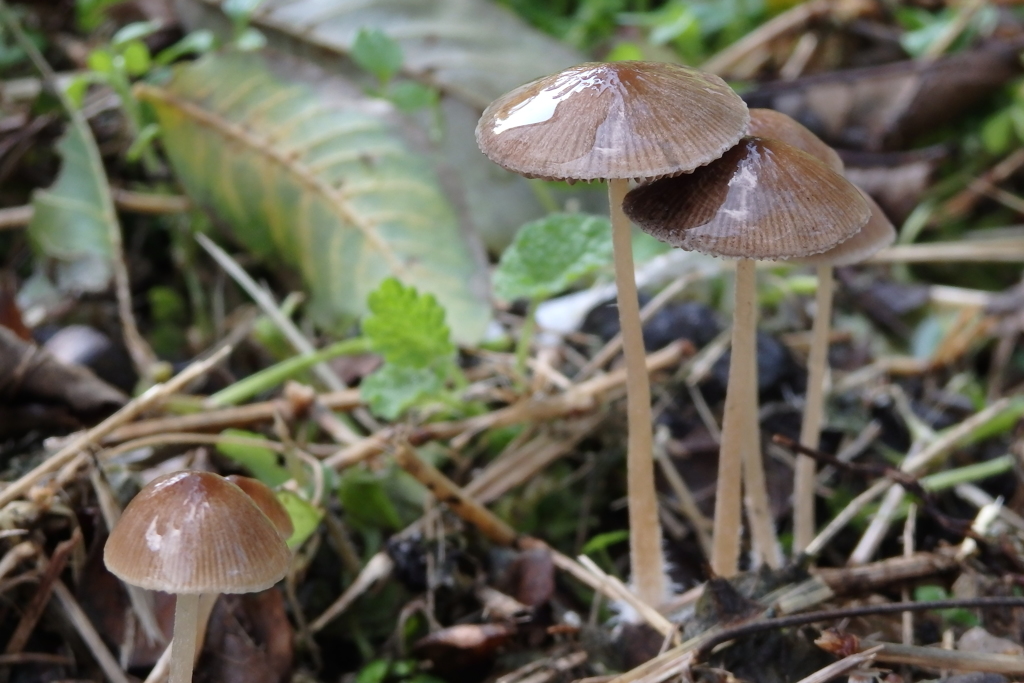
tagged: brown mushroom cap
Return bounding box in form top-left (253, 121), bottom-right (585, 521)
top-left (104, 471), bottom-right (290, 594)
top-left (476, 61), bottom-right (749, 182)
top-left (746, 109), bottom-right (843, 174)
top-left (226, 475), bottom-right (294, 541)
top-left (790, 189), bottom-right (896, 266)
top-left (622, 137), bottom-right (871, 260)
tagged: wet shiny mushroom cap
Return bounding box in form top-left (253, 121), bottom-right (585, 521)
top-left (622, 137), bottom-right (871, 260)
top-left (792, 189), bottom-right (896, 266)
top-left (226, 475), bottom-right (294, 541)
top-left (476, 61), bottom-right (749, 183)
top-left (104, 471), bottom-right (290, 594)
top-left (746, 109), bottom-right (843, 174)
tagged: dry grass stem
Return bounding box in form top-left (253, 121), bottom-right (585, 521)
top-left (857, 639), bottom-right (1024, 673)
top-left (53, 580), bottom-right (130, 683)
top-left (794, 646), bottom-right (882, 683)
top-left (571, 555), bottom-right (677, 639)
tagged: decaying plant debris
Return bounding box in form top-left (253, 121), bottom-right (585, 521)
top-left (5, 0), bottom-right (1024, 682)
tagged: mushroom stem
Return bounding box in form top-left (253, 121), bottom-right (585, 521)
top-left (713, 258), bottom-right (774, 576)
top-left (608, 178), bottom-right (665, 605)
top-left (793, 264), bottom-right (834, 552)
top-left (169, 593), bottom-right (201, 683)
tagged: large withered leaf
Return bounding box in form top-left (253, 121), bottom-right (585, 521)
top-left (139, 54), bottom-right (490, 343)
top-left (174, 0), bottom-right (594, 252)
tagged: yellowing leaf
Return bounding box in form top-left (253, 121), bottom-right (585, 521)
top-left (137, 53), bottom-right (490, 343)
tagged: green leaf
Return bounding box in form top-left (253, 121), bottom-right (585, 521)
top-left (338, 467), bottom-right (404, 530)
top-left (112, 20), bottom-right (162, 47)
top-left (363, 278), bottom-right (455, 368)
top-left (355, 660), bottom-right (390, 683)
top-left (352, 28), bottom-right (403, 85)
top-left (155, 29), bottom-right (216, 66)
top-left (360, 364), bottom-right (444, 420)
top-left (216, 429), bottom-right (289, 486)
top-left (28, 123), bottom-right (116, 293)
top-left (121, 40), bottom-right (152, 77)
top-left (87, 48), bottom-right (115, 76)
top-left (581, 529), bottom-right (629, 555)
top-left (387, 81), bottom-right (438, 113)
top-left (493, 213), bottom-right (613, 302)
top-left (137, 54), bottom-right (490, 343)
top-left (277, 490), bottom-right (323, 549)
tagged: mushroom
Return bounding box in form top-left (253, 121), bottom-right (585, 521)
top-left (622, 137), bottom-right (870, 576)
top-left (225, 474), bottom-right (294, 541)
top-left (476, 61), bottom-right (748, 605)
top-left (787, 191), bottom-right (895, 551)
top-left (745, 109), bottom-right (895, 552)
top-left (104, 471), bottom-right (291, 683)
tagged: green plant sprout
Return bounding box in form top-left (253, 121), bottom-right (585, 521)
top-left (493, 213), bottom-right (614, 376)
top-left (351, 28), bottom-right (439, 114)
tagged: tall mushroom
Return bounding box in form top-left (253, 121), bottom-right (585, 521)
top-left (104, 471), bottom-right (291, 683)
top-left (623, 137), bottom-right (870, 576)
top-left (476, 61), bottom-right (748, 604)
top-left (744, 110), bottom-right (896, 552)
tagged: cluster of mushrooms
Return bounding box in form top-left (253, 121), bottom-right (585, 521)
top-left (476, 61), bottom-right (895, 604)
top-left (104, 471), bottom-right (293, 683)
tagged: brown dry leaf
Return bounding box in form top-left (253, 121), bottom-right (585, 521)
top-left (197, 591), bottom-right (293, 683)
top-left (745, 40), bottom-right (1023, 150)
top-left (842, 147), bottom-right (946, 223)
top-left (0, 325), bottom-right (126, 416)
top-left (503, 547), bottom-right (555, 608)
top-left (413, 623), bottom-right (515, 680)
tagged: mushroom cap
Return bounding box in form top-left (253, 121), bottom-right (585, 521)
top-left (622, 137), bottom-right (871, 260)
top-left (225, 475), bottom-right (294, 541)
top-left (104, 471), bottom-right (291, 594)
top-left (475, 61), bottom-right (749, 182)
top-left (746, 109), bottom-right (843, 174)
top-left (790, 189), bottom-right (896, 266)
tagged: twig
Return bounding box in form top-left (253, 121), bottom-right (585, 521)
top-left (820, 632), bottom-right (1024, 674)
top-left (393, 441), bottom-right (518, 546)
top-left (870, 240), bottom-right (1024, 263)
top-left (0, 346), bottom-right (230, 508)
top-left (53, 580), bottom-right (131, 683)
top-left (696, 597), bottom-right (1024, 662)
top-left (6, 529), bottom-right (80, 655)
top-left (0, 192), bottom-right (190, 229)
top-left (794, 646), bottom-right (882, 683)
top-left (104, 389), bottom-right (359, 443)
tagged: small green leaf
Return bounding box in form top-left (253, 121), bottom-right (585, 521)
top-left (87, 48), bottom-right (115, 76)
top-left (234, 27), bottom-right (267, 51)
top-left (363, 278), bottom-right (455, 368)
top-left (581, 529), bottom-right (629, 555)
top-left (352, 28), bottom-right (403, 85)
top-left (277, 490), bottom-right (323, 549)
top-left (356, 660), bottom-right (390, 683)
top-left (361, 364), bottom-right (444, 420)
top-left (223, 0), bottom-right (265, 22)
top-left (981, 110), bottom-right (1014, 155)
top-left (112, 20), bottom-right (161, 47)
top-left (387, 81), bottom-right (438, 112)
top-left (493, 213), bottom-right (613, 302)
top-left (216, 429), bottom-right (289, 486)
top-left (64, 74), bottom-right (92, 108)
top-left (154, 29), bottom-right (216, 66)
top-left (121, 40), bottom-right (151, 77)
top-left (338, 467), bottom-right (404, 530)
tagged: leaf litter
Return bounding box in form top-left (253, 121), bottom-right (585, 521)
top-left (5, 1), bottom-right (1024, 682)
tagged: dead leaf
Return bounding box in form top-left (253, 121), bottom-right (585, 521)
top-left (197, 591), bottom-right (293, 683)
top-left (745, 40), bottom-right (1024, 150)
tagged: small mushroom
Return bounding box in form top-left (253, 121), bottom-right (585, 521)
top-left (477, 61), bottom-right (748, 604)
top-left (104, 471), bottom-right (290, 683)
top-left (623, 137), bottom-right (870, 576)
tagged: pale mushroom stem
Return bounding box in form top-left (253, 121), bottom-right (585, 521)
top-left (608, 178), bottom-right (665, 606)
top-left (712, 258), bottom-right (781, 575)
top-left (793, 264), bottom-right (834, 552)
top-left (169, 593), bottom-right (201, 683)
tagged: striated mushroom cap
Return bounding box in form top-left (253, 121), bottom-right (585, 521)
top-left (476, 61), bottom-right (749, 183)
top-left (792, 189), bottom-right (896, 266)
top-left (104, 471), bottom-right (290, 594)
top-left (746, 108), bottom-right (843, 174)
top-left (622, 137), bottom-right (870, 260)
